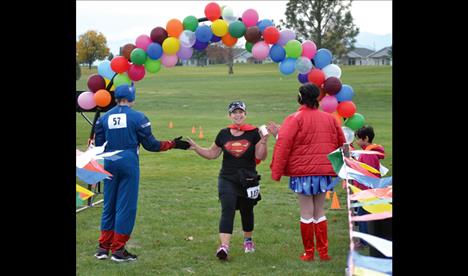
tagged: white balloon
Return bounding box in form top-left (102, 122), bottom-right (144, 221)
top-left (178, 30), bottom-right (196, 48)
top-left (222, 6), bottom-right (238, 23)
top-left (322, 64), bottom-right (342, 79)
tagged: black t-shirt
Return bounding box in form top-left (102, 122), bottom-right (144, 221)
top-left (215, 128), bottom-right (261, 175)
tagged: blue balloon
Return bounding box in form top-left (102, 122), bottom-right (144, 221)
top-left (269, 44), bottom-right (286, 63)
top-left (335, 84), bottom-right (354, 102)
top-left (146, 42), bottom-right (163, 60)
top-left (279, 58), bottom-right (296, 75)
top-left (314, 48), bottom-right (333, 69)
top-left (297, 73), bottom-right (309, 84)
top-left (211, 35), bottom-right (221, 42)
top-left (193, 39), bottom-right (209, 50)
top-left (97, 60), bottom-right (115, 80)
top-left (195, 25), bottom-right (213, 43)
top-left (256, 19), bottom-right (274, 32)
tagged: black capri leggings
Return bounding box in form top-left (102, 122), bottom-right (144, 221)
top-left (218, 176), bottom-right (255, 234)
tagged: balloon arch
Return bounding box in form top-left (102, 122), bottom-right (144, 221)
top-left (78, 2), bottom-right (365, 131)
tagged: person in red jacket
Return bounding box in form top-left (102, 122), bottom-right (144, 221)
top-left (270, 83), bottom-right (345, 261)
top-left (352, 125), bottom-right (385, 249)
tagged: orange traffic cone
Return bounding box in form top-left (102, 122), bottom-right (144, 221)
top-left (198, 127), bottom-right (204, 139)
top-left (169, 121), bottom-right (173, 128)
top-left (330, 192), bottom-right (341, 210)
top-left (191, 126), bottom-right (196, 134)
top-left (325, 191), bottom-right (331, 200)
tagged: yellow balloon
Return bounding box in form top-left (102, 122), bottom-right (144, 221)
top-left (211, 19), bottom-right (228, 37)
top-left (162, 37), bottom-right (180, 55)
top-left (104, 78), bottom-right (115, 91)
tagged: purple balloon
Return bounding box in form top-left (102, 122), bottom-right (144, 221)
top-left (177, 46), bottom-right (193, 60)
top-left (297, 73), bottom-right (309, 84)
top-left (211, 35), bottom-right (221, 42)
top-left (193, 39), bottom-right (209, 50)
top-left (277, 29), bottom-right (296, 46)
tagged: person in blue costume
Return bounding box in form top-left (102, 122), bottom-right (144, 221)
top-left (92, 84), bottom-right (190, 262)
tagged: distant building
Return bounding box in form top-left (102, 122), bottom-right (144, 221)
top-left (233, 50), bottom-right (273, 64)
top-left (340, 46), bottom-right (392, 66)
top-left (368, 46), bottom-right (392, 66)
top-left (340, 47), bottom-right (375, 66)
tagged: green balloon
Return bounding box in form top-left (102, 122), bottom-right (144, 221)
top-left (113, 73), bottom-right (132, 87)
top-left (344, 113), bottom-right (365, 131)
top-left (183, 16), bottom-right (199, 32)
top-left (284, 40), bottom-right (302, 58)
top-left (228, 21), bottom-right (246, 38)
top-left (130, 48), bottom-right (147, 65)
top-left (145, 58), bottom-right (161, 74)
top-left (245, 42), bottom-right (253, 53)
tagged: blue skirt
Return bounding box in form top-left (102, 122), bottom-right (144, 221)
top-left (289, 176), bottom-right (333, 195)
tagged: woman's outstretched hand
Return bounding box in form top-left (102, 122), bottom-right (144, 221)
top-left (186, 137), bottom-right (197, 150)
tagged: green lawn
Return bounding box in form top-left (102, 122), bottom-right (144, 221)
top-left (76, 63), bottom-right (391, 275)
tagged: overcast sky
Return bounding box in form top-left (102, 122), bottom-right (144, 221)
top-left (77, 0), bottom-right (392, 55)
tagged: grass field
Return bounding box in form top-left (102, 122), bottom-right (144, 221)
top-left (76, 63), bottom-right (391, 275)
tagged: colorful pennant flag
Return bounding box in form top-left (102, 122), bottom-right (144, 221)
top-left (352, 211), bottom-right (392, 221)
top-left (76, 184), bottom-right (94, 200)
top-left (351, 251), bottom-right (392, 275)
top-left (351, 232), bottom-right (392, 258)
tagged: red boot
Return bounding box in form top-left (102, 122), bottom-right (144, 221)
top-left (111, 232), bottom-right (131, 253)
top-left (315, 217), bottom-right (331, 261)
top-left (98, 230), bottom-right (114, 250)
top-left (299, 218), bottom-right (315, 261)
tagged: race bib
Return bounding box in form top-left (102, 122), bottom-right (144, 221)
top-left (246, 185), bottom-right (260, 199)
top-left (108, 114), bottom-right (127, 129)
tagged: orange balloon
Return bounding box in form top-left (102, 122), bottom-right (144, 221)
top-left (94, 89), bottom-right (112, 107)
top-left (222, 33), bottom-right (238, 47)
top-left (166, 19), bottom-right (183, 37)
top-left (332, 112), bottom-right (343, 126)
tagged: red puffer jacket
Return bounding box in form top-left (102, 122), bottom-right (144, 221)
top-left (270, 105), bottom-right (345, 181)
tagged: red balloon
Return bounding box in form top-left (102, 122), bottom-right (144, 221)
top-left (110, 56), bottom-right (130, 73)
top-left (323, 77), bottom-right (342, 95)
top-left (127, 64), bottom-right (146, 81)
top-left (262, 26), bottom-right (280, 44)
top-left (307, 69), bottom-right (325, 87)
top-left (337, 101), bottom-right (356, 118)
top-left (204, 2), bottom-right (221, 21)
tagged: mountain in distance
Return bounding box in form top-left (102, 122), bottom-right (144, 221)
top-left (355, 31), bottom-right (392, 51)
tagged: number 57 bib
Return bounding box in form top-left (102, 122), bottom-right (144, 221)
top-left (108, 114), bottom-right (127, 129)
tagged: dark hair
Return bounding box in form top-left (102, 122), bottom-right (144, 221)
top-left (298, 83), bottom-right (320, 108)
top-left (355, 126), bottom-right (375, 143)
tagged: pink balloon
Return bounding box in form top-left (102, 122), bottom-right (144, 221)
top-left (302, 40), bottom-right (317, 59)
top-left (320, 95), bottom-right (338, 113)
top-left (161, 53), bottom-right (178, 67)
top-left (252, 41), bottom-right (270, 60)
top-left (77, 91), bottom-right (96, 110)
top-left (242, 9), bottom-right (259, 28)
top-left (135, 35), bottom-right (152, 51)
top-left (127, 64), bottom-right (146, 81)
